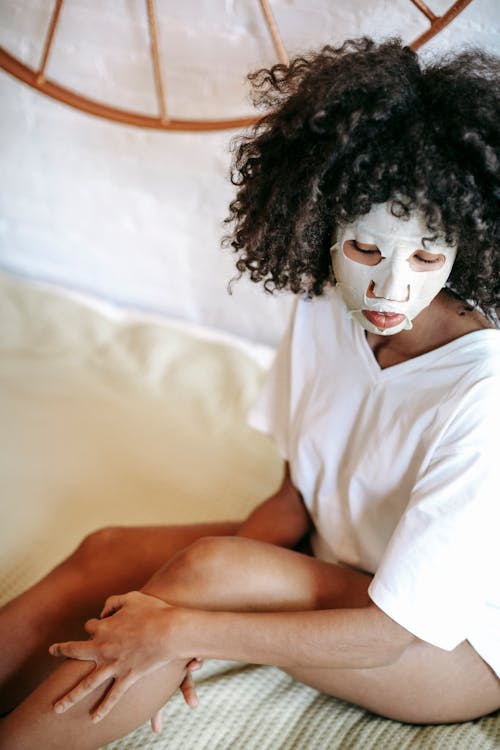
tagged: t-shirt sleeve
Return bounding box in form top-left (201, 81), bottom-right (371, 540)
top-left (368, 375), bottom-right (499, 651)
top-left (247, 299), bottom-right (299, 460)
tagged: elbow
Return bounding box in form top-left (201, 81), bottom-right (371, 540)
top-left (375, 636), bottom-right (413, 667)
top-left (366, 604), bottom-right (417, 667)
top-left (356, 638), bottom-right (411, 669)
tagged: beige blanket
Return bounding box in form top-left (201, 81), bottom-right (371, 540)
top-left (0, 273), bottom-right (498, 749)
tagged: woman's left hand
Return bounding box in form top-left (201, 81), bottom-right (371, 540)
top-left (49, 590), bottom-right (178, 722)
top-left (150, 658), bottom-right (202, 734)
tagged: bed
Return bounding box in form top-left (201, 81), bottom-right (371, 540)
top-left (1, 271), bottom-right (498, 749)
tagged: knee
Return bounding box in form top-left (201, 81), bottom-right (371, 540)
top-left (67, 526), bottom-right (127, 575)
top-left (157, 535), bottom-right (235, 581)
top-left (143, 536), bottom-right (237, 601)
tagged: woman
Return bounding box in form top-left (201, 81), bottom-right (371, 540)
top-left (1, 38), bottom-right (499, 749)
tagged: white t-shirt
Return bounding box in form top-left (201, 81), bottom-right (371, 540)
top-left (249, 287), bottom-right (500, 677)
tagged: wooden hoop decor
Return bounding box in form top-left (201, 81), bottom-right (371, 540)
top-left (0, 0), bottom-right (474, 132)
top-left (409, 0), bottom-right (473, 49)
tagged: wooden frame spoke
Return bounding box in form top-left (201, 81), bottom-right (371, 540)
top-left (0, 1), bottom-right (475, 131)
top-left (410, 0), bottom-right (473, 50)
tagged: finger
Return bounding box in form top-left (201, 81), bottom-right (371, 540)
top-left (84, 618), bottom-right (100, 635)
top-left (187, 658), bottom-right (203, 672)
top-left (180, 672), bottom-right (198, 709)
top-left (49, 641), bottom-right (96, 661)
top-left (150, 709), bottom-right (163, 734)
top-left (100, 594), bottom-right (127, 619)
top-left (53, 667), bottom-right (114, 714)
top-left (91, 677), bottom-right (132, 722)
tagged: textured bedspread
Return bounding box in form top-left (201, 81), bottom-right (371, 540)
top-left (0, 273), bottom-right (498, 749)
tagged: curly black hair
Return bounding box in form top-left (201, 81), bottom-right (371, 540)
top-left (225, 38), bottom-right (500, 316)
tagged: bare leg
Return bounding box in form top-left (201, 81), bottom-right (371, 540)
top-left (0, 537), bottom-right (373, 749)
top-left (1, 657), bottom-right (191, 750)
top-left (145, 537), bottom-right (499, 723)
top-left (1, 537), bottom-right (498, 748)
top-left (289, 641), bottom-right (500, 724)
top-left (0, 522), bottom-right (239, 710)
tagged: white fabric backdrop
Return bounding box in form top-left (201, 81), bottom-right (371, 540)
top-left (1, 0), bottom-right (499, 347)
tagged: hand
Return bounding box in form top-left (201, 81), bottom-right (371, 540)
top-left (150, 657), bottom-right (203, 733)
top-left (49, 590), bottom-right (178, 722)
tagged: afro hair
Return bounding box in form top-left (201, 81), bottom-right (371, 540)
top-left (225, 38), bottom-right (500, 317)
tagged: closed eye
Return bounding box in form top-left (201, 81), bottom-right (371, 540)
top-left (410, 251), bottom-right (446, 270)
top-left (343, 240), bottom-right (382, 266)
top-left (414, 255), bottom-right (441, 264)
top-left (353, 241), bottom-right (379, 255)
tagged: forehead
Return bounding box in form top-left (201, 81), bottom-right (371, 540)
top-left (354, 203), bottom-right (428, 240)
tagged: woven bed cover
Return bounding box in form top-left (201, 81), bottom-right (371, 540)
top-left (0, 272), bottom-right (498, 750)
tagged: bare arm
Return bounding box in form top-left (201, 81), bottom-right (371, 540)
top-left (237, 463), bottom-right (312, 548)
top-left (168, 603), bottom-right (415, 670)
top-left (49, 595), bottom-right (416, 721)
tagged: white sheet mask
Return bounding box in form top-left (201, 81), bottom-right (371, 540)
top-left (330, 202), bottom-right (457, 335)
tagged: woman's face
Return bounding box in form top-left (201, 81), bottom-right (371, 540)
top-left (330, 202), bottom-right (458, 335)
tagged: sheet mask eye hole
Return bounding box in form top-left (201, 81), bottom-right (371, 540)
top-left (343, 240), bottom-right (382, 267)
top-left (409, 252), bottom-right (446, 272)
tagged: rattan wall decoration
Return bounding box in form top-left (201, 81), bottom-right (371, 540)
top-left (0, 0), bottom-right (474, 132)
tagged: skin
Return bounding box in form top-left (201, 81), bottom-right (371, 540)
top-left (0, 256), bottom-right (498, 748)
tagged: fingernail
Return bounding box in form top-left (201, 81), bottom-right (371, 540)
top-left (92, 713), bottom-right (101, 723)
top-left (54, 703), bottom-right (64, 714)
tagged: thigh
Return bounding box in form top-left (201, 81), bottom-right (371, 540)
top-left (288, 640), bottom-right (500, 724)
top-left (143, 535), bottom-right (373, 611)
top-left (143, 537), bottom-right (500, 724)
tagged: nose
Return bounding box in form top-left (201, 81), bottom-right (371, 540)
top-left (367, 271), bottom-right (410, 303)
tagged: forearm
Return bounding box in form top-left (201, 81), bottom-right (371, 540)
top-left (168, 604), bottom-right (415, 670)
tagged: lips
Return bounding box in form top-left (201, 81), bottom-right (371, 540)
top-left (362, 310), bottom-right (406, 330)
